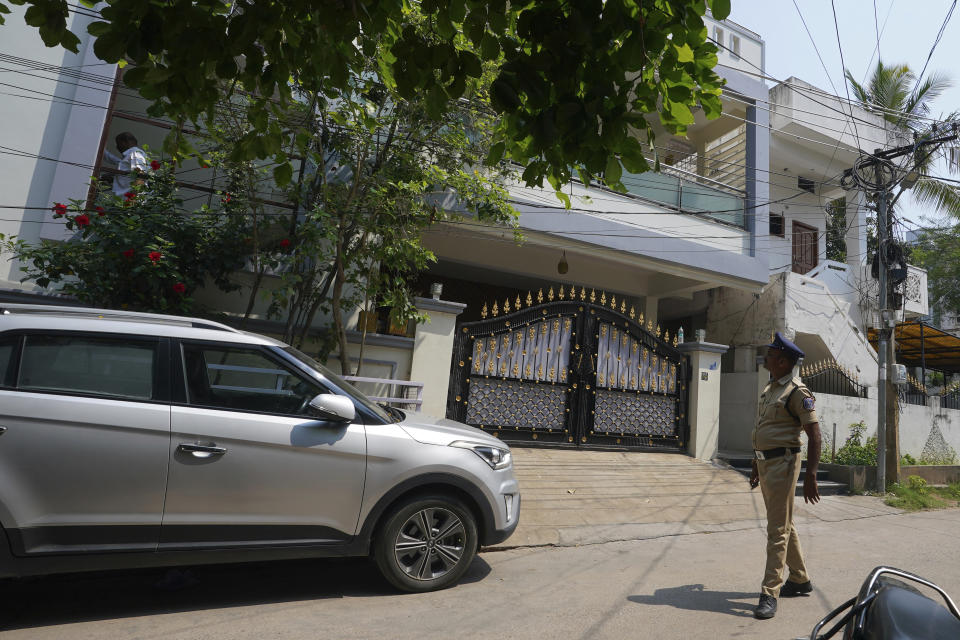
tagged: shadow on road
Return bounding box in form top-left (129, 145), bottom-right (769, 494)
top-left (628, 584), bottom-right (756, 617)
top-left (0, 555), bottom-right (492, 631)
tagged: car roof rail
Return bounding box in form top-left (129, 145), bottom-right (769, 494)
top-left (0, 303), bottom-right (241, 333)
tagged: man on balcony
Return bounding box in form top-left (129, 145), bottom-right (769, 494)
top-left (103, 131), bottom-right (149, 197)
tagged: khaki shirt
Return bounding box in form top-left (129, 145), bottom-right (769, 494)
top-left (752, 373), bottom-right (818, 450)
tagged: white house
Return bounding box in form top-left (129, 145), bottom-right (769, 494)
top-left (3, 8), bottom-right (954, 461)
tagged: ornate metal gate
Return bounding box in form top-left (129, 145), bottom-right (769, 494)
top-left (446, 286), bottom-right (689, 450)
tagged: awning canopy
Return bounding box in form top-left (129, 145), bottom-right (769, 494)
top-left (867, 321), bottom-right (960, 373)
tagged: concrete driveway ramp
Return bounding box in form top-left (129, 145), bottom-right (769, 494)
top-left (503, 448), bottom-right (901, 548)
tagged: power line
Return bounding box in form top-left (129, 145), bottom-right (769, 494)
top-left (829, 0), bottom-right (865, 153)
top-left (910, 0), bottom-right (957, 101)
top-left (791, 0), bottom-right (842, 99)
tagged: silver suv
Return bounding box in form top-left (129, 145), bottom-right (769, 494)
top-left (0, 304), bottom-right (519, 592)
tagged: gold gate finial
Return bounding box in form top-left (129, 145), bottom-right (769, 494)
top-left (481, 303), bottom-right (488, 319)
top-left (579, 286), bottom-right (586, 301)
top-left (590, 288), bottom-right (596, 303)
top-left (537, 288), bottom-right (544, 304)
top-left (504, 298), bottom-right (511, 313)
top-left (620, 300), bottom-right (626, 314)
top-left (516, 294), bottom-right (522, 310)
top-left (656, 324), bottom-right (661, 338)
top-left (629, 306), bottom-right (636, 319)
top-left (600, 291), bottom-right (607, 306)
top-left (548, 286), bottom-right (555, 302)
top-left (610, 294), bottom-right (616, 309)
top-left (492, 301), bottom-right (499, 317)
top-left (526, 291), bottom-right (533, 307)
top-left (559, 285), bottom-right (565, 300)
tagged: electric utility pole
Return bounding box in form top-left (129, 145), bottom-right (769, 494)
top-left (842, 126), bottom-right (958, 491)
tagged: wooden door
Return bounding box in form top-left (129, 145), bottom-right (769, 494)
top-left (792, 221), bottom-right (818, 274)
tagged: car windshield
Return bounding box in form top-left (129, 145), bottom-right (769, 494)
top-left (282, 346), bottom-right (395, 423)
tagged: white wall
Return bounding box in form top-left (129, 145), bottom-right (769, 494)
top-left (704, 15), bottom-right (764, 77)
top-left (0, 9), bottom-right (113, 286)
top-left (818, 394), bottom-right (960, 462)
top-left (766, 172), bottom-right (828, 275)
top-left (784, 271), bottom-right (878, 383)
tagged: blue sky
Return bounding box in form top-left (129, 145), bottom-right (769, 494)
top-left (727, 0), bottom-right (960, 228)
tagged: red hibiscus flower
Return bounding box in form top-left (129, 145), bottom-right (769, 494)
top-left (279, 238), bottom-right (291, 249)
top-left (150, 160), bottom-right (161, 170)
top-left (124, 191), bottom-right (136, 201)
top-left (200, 161), bottom-right (210, 168)
top-left (95, 206), bottom-right (105, 216)
top-left (52, 203), bottom-right (67, 217)
top-left (122, 249), bottom-right (135, 259)
top-left (148, 251), bottom-right (162, 263)
top-left (172, 282), bottom-right (186, 294)
top-left (222, 193), bottom-right (231, 203)
top-left (74, 214), bottom-right (91, 228)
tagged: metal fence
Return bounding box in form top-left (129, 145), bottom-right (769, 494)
top-left (799, 360), bottom-right (868, 399)
top-left (942, 383), bottom-right (960, 410)
top-left (899, 375), bottom-right (928, 407)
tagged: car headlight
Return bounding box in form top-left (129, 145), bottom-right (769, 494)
top-left (450, 441), bottom-right (512, 470)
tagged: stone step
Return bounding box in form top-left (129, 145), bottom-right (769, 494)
top-left (721, 456), bottom-right (847, 496)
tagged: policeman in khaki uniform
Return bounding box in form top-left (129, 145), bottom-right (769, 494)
top-left (749, 332), bottom-right (822, 620)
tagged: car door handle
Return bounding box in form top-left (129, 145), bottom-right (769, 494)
top-left (178, 442), bottom-right (227, 458)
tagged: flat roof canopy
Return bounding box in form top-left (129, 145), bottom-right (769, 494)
top-left (867, 321), bottom-right (960, 373)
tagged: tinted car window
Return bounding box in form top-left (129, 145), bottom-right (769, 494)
top-left (283, 346), bottom-right (394, 423)
top-left (0, 335), bottom-right (16, 387)
top-left (182, 344), bottom-right (324, 416)
top-left (19, 335), bottom-right (156, 400)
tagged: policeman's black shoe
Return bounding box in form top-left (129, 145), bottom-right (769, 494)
top-left (780, 580), bottom-right (813, 597)
top-left (754, 594), bottom-right (777, 619)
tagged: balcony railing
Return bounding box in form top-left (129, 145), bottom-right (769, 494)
top-left (620, 164), bottom-right (746, 228)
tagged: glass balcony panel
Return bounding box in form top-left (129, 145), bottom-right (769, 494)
top-left (680, 182), bottom-right (745, 228)
top-left (618, 169), bottom-right (745, 228)
top-left (621, 171), bottom-right (680, 207)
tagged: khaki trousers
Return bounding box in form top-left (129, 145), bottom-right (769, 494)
top-left (758, 451), bottom-right (809, 597)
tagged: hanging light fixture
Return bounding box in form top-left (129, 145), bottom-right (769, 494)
top-left (557, 250), bottom-right (569, 275)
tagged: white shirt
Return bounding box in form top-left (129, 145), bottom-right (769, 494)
top-left (105, 147), bottom-right (149, 196)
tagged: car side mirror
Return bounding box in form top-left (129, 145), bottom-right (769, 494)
top-left (308, 394), bottom-right (356, 422)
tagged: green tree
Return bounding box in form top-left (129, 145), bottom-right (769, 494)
top-left (912, 223), bottom-right (960, 312)
top-left (0, 165), bottom-right (250, 314)
top-left (825, 197), bottom-right (847, 262)
top-left (844, 61), bottom-right (960, 218)
top-left (1, 0), bottom-right (730, 199)
top-left (243, 20), bottom-right (517, 373)
top-left (845, 61), bottom-right (960, 318)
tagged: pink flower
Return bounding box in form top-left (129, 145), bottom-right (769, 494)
top-left (172, 282), bottom-right (186, 294)
top-left (74, 214), bottom-right (91, 228)
top-left (150, 160), bottom-right (161, 170)
top-left (122, 249), bottom-right (135, 259)
top-left (148, 251), bottom-right (162, 263)
top-left (52, 203), bottom-right (67, 217)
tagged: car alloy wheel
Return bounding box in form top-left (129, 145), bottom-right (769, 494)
top-left (375, 495), bottom-right (478, 592)
top-left (394, 506), bottom-right (465, 581)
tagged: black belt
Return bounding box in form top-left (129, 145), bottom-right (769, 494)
top-left (754, 446), bottom-right (800, 460)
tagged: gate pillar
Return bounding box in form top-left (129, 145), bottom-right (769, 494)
top-left (678, 341), bottom-right (729, 460)
top-left (411, 296), bottom-right (466, 417)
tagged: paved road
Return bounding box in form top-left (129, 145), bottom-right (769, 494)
top-left (2, 509), bottom-right (958, 640)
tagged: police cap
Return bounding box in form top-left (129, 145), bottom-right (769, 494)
top-left (766, 331), bottom-right (805, 360)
